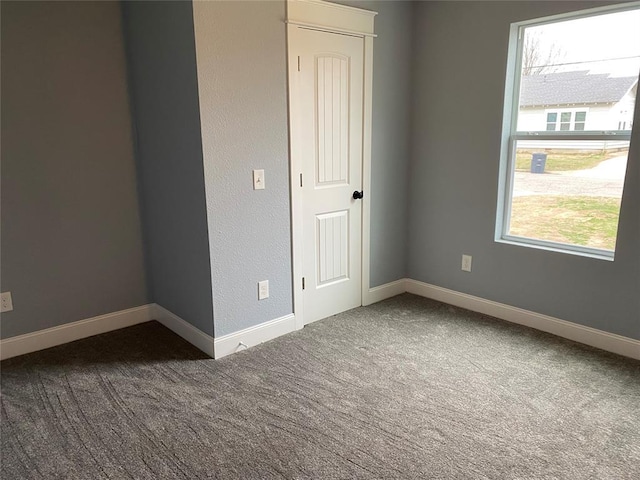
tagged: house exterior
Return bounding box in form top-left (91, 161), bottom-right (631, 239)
top-left (517, 70), bottom-right (637, 132)
top-left (516, 70), bottom-right (637, 150)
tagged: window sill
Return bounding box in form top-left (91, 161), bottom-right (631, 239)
top-left (496, 236), bottom-right (615, 262)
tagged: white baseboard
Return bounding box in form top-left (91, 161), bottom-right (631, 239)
top-left (0, 305), bottom-right (153, 361)
top-left (0, 303), bottom-right (294, 362)
top-left (3, 281), bottom-right (636, 362)
top-left (152, 304), bottom-right (214, 358)
top-left (363, 278), bottom-right (407, 306)
top-left (214, 313), bottom-right (296, 359)
top-left (405, 279), bottom-right (640, 360)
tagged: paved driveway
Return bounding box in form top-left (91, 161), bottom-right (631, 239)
top-left (513, 155), bottom-right (627, 198)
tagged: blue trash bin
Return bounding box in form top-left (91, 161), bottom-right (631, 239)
top-left (531, 153), bottom-right (547, 174)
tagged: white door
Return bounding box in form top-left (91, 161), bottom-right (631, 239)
top-left (290, 27), bottom-right (364, 325)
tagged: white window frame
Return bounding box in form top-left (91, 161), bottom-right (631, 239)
top-left (544, 108), bottom-right (589, 131)
top-left (495, 2), bottom-right (639, 261)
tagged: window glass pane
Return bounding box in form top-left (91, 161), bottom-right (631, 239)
top-left (515, 9), bottom-right (640, 132)
top-left (545, 112), bottom-right (557, 130)
top-left (508, 141), bottom-right (629, 250)
top-left (503, 6), bottom-right (639, 255)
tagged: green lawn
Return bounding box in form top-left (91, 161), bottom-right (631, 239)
top-left (515, 151), bottom-right (616, 172)
top-left (509, 196), bottom-right (621, 250)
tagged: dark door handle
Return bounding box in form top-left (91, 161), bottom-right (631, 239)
top-left (352, 190), bottom-right (364, 200)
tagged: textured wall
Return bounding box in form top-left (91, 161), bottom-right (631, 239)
top-left (191, 0), bottom-right (413, 336)
top-left (408, 1), bottom-right (640, 339)
top-left (122, 1), bottom-right (214, 336)
top-left (334, 0), bottom-right (413, 287)
top-left (192, 1), bottom-right (293, 337)
top-left (0, 1), bottom-right (148, 338)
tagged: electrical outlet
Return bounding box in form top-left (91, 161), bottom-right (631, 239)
top-left (1, 292), bottom-right (14, 313)
top-left (258, 280), bottom-right (269, 300)
top-left (253, 169), bottom-right (265, 190)
top-left (461, 254), bottom-right (472, 272)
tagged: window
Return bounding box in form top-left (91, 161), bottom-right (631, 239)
top-left (574, 111), bottom-right (586, 130)
top-left (545, 110), bottom-right (588, 131)
top-left (497, 4), bottom-right (640, 259)
top-left (560, 112), bottom-right (572, 130)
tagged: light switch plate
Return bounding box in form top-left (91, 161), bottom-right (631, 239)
top-left (258, 280), bottom-right (269, 300)
top-left (253, 169), bottom-right (265, 190)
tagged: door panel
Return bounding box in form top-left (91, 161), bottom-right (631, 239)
top-left (316, 55), bottom-right (349, 185)
top-left (316, 210), bottom-right (348, 285)
top-left (291, 27), bottom-right (364, 325)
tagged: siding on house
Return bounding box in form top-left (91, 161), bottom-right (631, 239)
top-left (518, 105), bottom-right (620, 132)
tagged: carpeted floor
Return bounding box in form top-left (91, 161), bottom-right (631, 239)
top-left (1, 293), bottom-right (639, 479)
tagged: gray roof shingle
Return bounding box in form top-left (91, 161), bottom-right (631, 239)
top-left (520, 70), bottom-right (637, 107)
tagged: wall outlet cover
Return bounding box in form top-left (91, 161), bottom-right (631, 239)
top-left (461, 254), bottom-right (472, 272)
top-left (1, 292), bottom-right (14, 313)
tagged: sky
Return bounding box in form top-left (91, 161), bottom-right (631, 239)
top-left (525, 8), bottom-right (640, 77)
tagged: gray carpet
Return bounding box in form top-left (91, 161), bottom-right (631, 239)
top-left (1, 293), bottom-right (639, 479)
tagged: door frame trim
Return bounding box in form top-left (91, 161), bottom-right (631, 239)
top-left (286, 0), bottom-right (376, 330)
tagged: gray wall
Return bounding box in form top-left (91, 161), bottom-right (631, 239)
top-left (0, 1), bottom-right (148, 338)
top-left (122, 1), bottom-right (214, 336)
top-left (408, 1), bottom-right (640, 340)
top-left (190, 0), bottom-right (413, 336)
top-left (192, 1), bottom-right (293, 337)
top-left (3, 0), bottom-right (636, 346)
top-left (334, 0), bottom-right (414, 286)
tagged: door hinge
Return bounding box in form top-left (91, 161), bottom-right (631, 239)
top-left (300, 173), bottom-right (303, 187)
top-left (302, 277), bottom-right (305, 290)
top-left (297, 56), bottom-right (301, 72)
